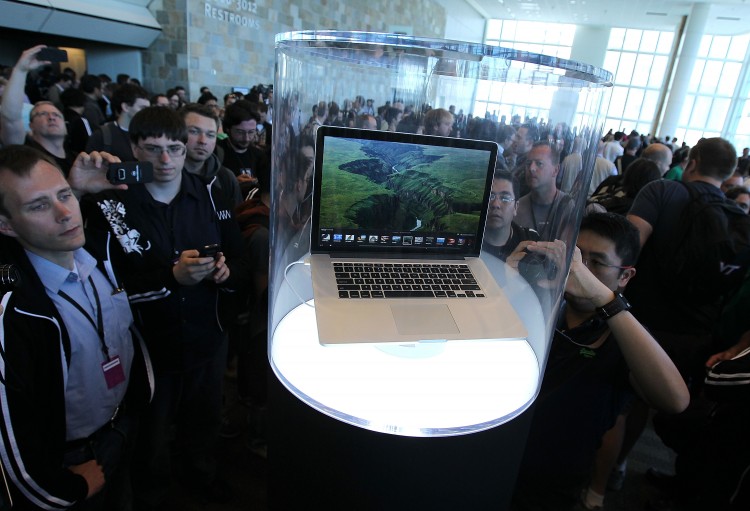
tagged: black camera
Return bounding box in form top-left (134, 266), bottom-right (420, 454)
top-left (518, 250), bottom-right (558, 282)
top-left (0, 264), bottom-right (21, 294)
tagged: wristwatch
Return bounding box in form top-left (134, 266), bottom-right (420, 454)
top-left (596, 292), bottom-right (632, 320)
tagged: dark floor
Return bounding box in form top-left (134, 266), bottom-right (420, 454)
top-left (162, 377), bottom-right (676, 511)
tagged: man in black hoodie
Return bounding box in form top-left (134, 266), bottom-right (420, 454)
top-left (180, 103), bottom-right (242, 206)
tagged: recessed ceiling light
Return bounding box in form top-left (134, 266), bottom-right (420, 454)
top-left (646, 12), bottom-right (668, 16)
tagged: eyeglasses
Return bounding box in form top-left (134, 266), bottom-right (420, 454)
top-left (581, 257), bottom-right (633, 271)
top-left (231, 127), bottom-right (258, 138)
top-left (31, 110), bottom-right (63, 120)
top-left (187, 127), bottom-right (217, 140)
top-left (489, 192), bottom-right (515, 203)
top-left (137, 144), bottom-right (186, 157)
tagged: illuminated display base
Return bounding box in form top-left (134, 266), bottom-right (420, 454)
top-left (271, 299), bottom-right (540, 437)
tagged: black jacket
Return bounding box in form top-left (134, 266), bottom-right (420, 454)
top-left (0, 232), bottom-right (153, 510)
top-left (82, 170), bottom-right (250, 373)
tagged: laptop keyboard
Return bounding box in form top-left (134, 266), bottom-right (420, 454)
top-left (333, 262), bottom-right (485, 299)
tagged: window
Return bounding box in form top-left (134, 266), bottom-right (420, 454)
top-left (480, 20), bottom-right (576, 121)
top-left (677, 33), bottom-right (750, 147)
top-left (602, 28), bottom-right (674, 135)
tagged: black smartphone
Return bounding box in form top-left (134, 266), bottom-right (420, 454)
top-left (107, 162), bottom-right (154, 184)
top-left (198, 244), bottom-right (220, 258)
top-left (37, 47), bottom-right (68, 63)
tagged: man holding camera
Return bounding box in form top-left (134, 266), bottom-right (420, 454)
top-left (509, 213), bottom-right (688, 511)
top-left (0, 46), bottom-right (78, 173)
top-left (82, 106), bottom-right (249, 509)
top-left (0, 145), bottom-right (153, 510)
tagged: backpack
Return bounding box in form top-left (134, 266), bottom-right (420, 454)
top-left (665, 181), bottom-right (750, 302)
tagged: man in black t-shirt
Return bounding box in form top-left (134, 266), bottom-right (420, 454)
top-left (217, 100), bottom-right (268, 195)
top-left (510, 213), bottom-right (688, 511)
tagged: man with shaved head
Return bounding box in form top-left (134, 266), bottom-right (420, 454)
top-left (641, 142), bottom-right (673, 177)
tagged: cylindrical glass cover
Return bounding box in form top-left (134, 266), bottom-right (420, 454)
top-left (270, 30), bottom-right (612, 437)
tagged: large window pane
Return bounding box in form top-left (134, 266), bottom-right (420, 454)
top-left (688, 61), bottom-right (706, 93)
top-left (608, 87), bottom-right (628, 118)
top-left (624, 29), bottom-right (642, 51)
top-left (615, 53), bottom-right (637, 85)
top-left (609, 28), bottom-right (626, 49)
top-left (709, 36), bottom-right (731, 59)
top-left (690, 96), bottom-right (712, 127)
top-left (656, 32), bottom-right (674, 54)
top-left (641, 90), bottom-right (660, 120)
top-left (707, 98), bottom-right (730, 132)
top-left (717, 62), bottom-right (741, 96)
top-left (486, 19), bottom-right (502, 40)
top-left (604, 51), bottom-right (621, 76)
top-left (632, 54), bottom-right (654, 87)
top-left (624, 88), bottom-right (645, 120)
top-left (501, 21), bottom-right (517, 40)
top-left (699, 60), bottom-right (723, 95)
top-left (698, 37), bottom-right (711, 58)
top-left (641, 31), bottom-right (659, 52)
top-left (728, 34), bottom-right (750, 60)
top-left (679, 96), bottom-right (695, 126)
top-left (648, 56), bottom-right (668, 88)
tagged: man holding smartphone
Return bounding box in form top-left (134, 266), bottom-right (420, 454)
top-left (0, 46), bottom-right (77, 172)
top-left (81, 106), bottom-right (249, 509)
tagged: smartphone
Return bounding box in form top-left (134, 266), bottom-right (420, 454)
top-left (107, 162), bottom-right (154, 184)
top-left (37, 47), bottom-right (68, 63)
top-left (198, 244), bottom-right (220, 258)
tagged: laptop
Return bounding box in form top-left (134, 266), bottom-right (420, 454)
top-left (309, 126), bottom-right (527, 345)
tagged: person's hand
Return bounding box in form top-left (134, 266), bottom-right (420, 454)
top-left (68, 460), bottom-right (105, 498)
top-left (15, 45), bottom-right (49, 73)
top-left (172, 249), bottom-right (220, 286)
top-left (706, 330), bottom-right (750, 367)
top-left (206, 252), bottom-right (230, 284)
top-left (237, 173), bottom-right (258, 185)
top-left (507, 239), bottom-right (567, 289)
top-left (67, 151), bottom-right (126, 196)
top-left (565, 245), bottom-right (615, 306)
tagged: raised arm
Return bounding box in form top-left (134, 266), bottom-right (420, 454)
top-left (566, 246), bottom-right (689, 414)
top-left (1, 46), bottom-right (47, 146)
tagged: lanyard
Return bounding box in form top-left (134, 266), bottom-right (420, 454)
top-left (58, 275), bottom-right (110, 361)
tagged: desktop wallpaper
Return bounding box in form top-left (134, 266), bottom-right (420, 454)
top-left (318, 137), bottom-right (490, 234)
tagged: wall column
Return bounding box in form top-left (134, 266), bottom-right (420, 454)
top-left (659, 2), bottom-right (710, 137)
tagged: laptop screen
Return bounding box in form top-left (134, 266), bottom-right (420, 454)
top-left (310, 126), bottom-right (498, 256)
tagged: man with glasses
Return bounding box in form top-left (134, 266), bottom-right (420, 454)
top-left (509, 213), bottom-right (688, 511)
top-left (82, 106), bottom-right (249, 509)
top-left (217, 100), bottom-right (268, 194)
top-left (1, 47), bottom-right (77, 172)
top-left (482, 170), bottom-right (539, 261)
top-left (180, 103), bottom-right (242, 206)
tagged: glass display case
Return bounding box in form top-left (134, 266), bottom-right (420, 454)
top-left (270, 30), bottom-right (612, 437)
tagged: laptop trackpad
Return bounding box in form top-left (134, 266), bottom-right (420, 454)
top-left (391, 304), bottom-right (459, 335)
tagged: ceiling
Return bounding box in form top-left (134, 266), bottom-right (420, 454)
top-left (446, 0), bottom-right (750, 35)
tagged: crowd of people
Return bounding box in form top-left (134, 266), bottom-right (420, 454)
top-left (0, 43), bottom-right (749, 511)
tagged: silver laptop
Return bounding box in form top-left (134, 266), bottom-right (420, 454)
top-left (309, 126), bottom-right (527, 345)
